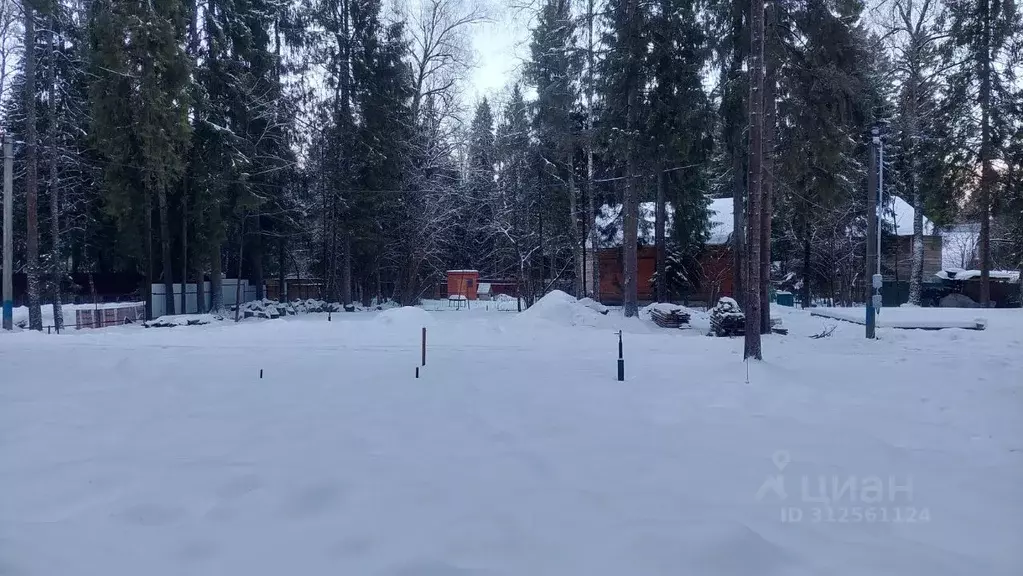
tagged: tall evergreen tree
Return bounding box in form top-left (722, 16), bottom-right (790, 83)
top-left (89, 0), bottom-right (191, 319)
top-left (525, 0), bottom-right (582, 297)
top-left (600, 0), bottom-right (646, 316)
top-left (887, 0), bottom-right (948, 305)
top-left (464, 98), bottom-right (497, 273)
top-left (945, 0), bottom-right (1021, 305)
top-left (646, 0), bottom-right (713, 302)
top-left (23, 1), bottom-right (41, 330)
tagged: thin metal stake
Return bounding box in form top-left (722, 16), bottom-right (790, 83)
top-left (617, 330), bottom-right (624, 382)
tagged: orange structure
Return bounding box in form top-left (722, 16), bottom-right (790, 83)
top-left (446, 270), bottom-right (479, 300)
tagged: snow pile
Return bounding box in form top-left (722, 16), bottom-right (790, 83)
top-left (375, 305), bottom-right (434, 327)
top-left (143, 313), bottom-right (223, 328)
top-left (578, 297), bottom-right (610, 315)
top-left (519, 290), bottom-right (608, 327)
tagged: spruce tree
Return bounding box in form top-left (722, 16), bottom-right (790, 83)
top-left (89, 0), bottom-right (191, 319)
top-left (945, 0), bottom-right (1021, 304)
top-left (600, 0), bottom-right (646, 316)
top-left (525, 0), bottom-right (582, 297)
top-left (23, 1), bottom-right (42, 330)
top-left (646, 0), bottom-right (713, 302)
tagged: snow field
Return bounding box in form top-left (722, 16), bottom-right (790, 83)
top-left (1, 303), bottom-right (1021, 575)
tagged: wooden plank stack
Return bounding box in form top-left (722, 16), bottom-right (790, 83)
top-left (649, 304), bottom-right (691, 329)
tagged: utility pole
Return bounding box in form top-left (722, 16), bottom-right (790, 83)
top-left (2, 135), bottom-right (12, 330)
top-left (866, 127), bottom-right (878, 339)
top-left (867, 123), bottom-right (885, 338)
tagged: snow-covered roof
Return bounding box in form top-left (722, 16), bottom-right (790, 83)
top-left (446, 270), bottom-right (479, 274)
top-left (935, 268), bottom-right (1020, 283)
top-left (593, 195), bottom-right (932, 250)
top-left (592, 198), bottom-right (734, 248)
top-left (707, 198), bottom-right (733, 245)
top-left (594, 202), bottom-right (674, 248)
top-left (883, 195), bottom-right (935, 236)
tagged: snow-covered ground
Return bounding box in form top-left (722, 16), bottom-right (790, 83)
top-left (2, 298), bottom-right (1021, 575)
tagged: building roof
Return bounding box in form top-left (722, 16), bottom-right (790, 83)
top-left (935, 268), bottom-right (1020, 283)
top-left (593, 198), bottom-right (734, 248)
top-left (884, 195), bottom-right (935, 236)
top-left (594, 195), bottom-right (934, 249)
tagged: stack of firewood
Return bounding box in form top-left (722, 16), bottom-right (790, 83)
top-left (710, 297), bottom-right (745, 337)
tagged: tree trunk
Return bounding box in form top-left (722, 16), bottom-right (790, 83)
top-left (196, 262), bottom-right (205, 314)
top-left (251, 219), bottom-right (264, 300)
top-left (655, 163), bottom-right (667, 303)
top-left (731, 140), bottom-right (745, 308)
top-left (278, 235), bottom-right (286, 303)
top-left (24, 6), bottom-right (42, 331)
top-left (978, 0), bottom-right (992, 306)
top-left (801, 216), bottom-right (811, 308)
top-left (158, 183), bottom-right (174, 316)
top-left (745, 0), bottom-right (765, 360)
top-left (144, 186), bottom-right (154, 320)
top-left (234, 216), bottom-right (246, 322)
top-left (342, 229), bottom-right (353, 309)
top-left (47, 14), bottom-right (62, 332)
top-left (569, 169), bottom-right (583, 298)
top-left (907, 34), bottom-right (924, 306)
top-left (760, 0), bottom-right (777, 334)
top-left (180, 178), bottom-right (188, 315)
top-left (586, 0), bottom-right (598, 300)
top-left (210, 236), bottom-right (223, 312)
top-left (621, 0), bottom-right (640, 318)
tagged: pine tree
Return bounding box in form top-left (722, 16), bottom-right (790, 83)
top-left (23, 1), bottom-right (42, 330)
top-left (945, 0), bottom-right (1021, 305)
top-left (600, 0), bottom-right (646, 316)
top-left (465, 98), bottom-right (497, 273)
top-left (525, 0), bottom-right (582, 297)
top-left (745, 0), bottom-right (765, 359)
top-left (89, 0), bottom-right (191, 319)
top-left (493, 85), bottom-right (538, 308)
top-left (646, 0), bottom-right (713, 303)
top-left (45, 2), bottom-right (62, 331)
top-left (885, 0), bottom-right (948, 305)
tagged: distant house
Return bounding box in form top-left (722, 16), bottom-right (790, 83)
top-left (879, 195), bottom-right (943, 282)
top-left (585, 198), bottom-right (736, 305)
top-left (587, 195), bottom-right (944, 305)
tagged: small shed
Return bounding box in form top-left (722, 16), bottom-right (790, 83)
top-left (447, 270), bottom-right (479, 301)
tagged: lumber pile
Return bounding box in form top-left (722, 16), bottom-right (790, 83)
top-left (649, 303), bottom-right (691, 328)
top-left (710, 297), bottom-right (745, 337)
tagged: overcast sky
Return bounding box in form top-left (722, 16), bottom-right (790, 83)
top-left (467, 6), bottom-right (531, 102)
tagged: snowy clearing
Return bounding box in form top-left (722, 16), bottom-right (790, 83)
top-left (1, 302), bottom-right (1021, 575)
